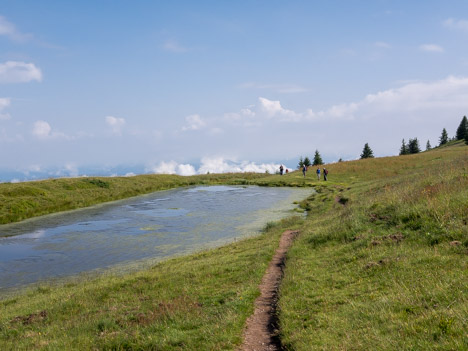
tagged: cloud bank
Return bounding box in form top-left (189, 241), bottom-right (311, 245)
top-left (148, 157), bottom-right (284, 176)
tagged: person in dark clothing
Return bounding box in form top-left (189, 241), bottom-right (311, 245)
top-left (302, 165), bottom-right (307, 177)
top-left (323, 168), bottom-right (328, 181)
top-left (279, 164), bottom-right (284, 175)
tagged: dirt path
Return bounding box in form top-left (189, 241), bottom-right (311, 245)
top-left (239, 230), bottom-right (299, 351)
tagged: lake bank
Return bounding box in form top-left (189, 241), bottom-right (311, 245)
top-left (0, 185), bottom-right (312, 293)
top-left (0, 172), bottom-right (314, 225)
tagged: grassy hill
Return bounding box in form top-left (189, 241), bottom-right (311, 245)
top-left (1, 143), bottom-right (467, 350)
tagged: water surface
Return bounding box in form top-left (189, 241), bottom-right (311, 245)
top-left (0, 185), bottom-right (311, 292)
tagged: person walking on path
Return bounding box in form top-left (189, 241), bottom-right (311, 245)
top-left (316, 167), bottom-right (321, 180)
top-left (279, 164), bottom-right (284, 175)
top-left (323, 168), bottom-right (328, 181)
top-left (302, 165), bottom-right (307, 178)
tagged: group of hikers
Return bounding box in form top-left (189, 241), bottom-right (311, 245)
top-left (278, 164), bottom-right (328, 181)
top-left (302, 165), bottom-right (328, 180)
top-left (279, 165), bottom-right (289, 176)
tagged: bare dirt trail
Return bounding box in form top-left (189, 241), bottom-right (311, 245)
top-left (239, 230), bottom-right (299, 351)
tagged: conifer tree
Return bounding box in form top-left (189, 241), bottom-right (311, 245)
top-left (426, 140), bottom-right (431, 151)
top-left (360, 143), bottom-right (374, 159)
top-left (303, 156), bottom-right (312, 167)
top-left (297, 156), bottom-right (304, 169)
top-left (399, 139), bottom-right (409, 155)
top-left (439, 128), bottom-right (448, 146)
top-left (456, 116), bottom-right (468, 140)
top-left (408, 138), bottom-right (421, 154)
top-left (312, 150), bottom-right (323, 166)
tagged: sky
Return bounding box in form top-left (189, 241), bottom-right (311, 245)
top-left (1, 0), bottom-right (468, 181)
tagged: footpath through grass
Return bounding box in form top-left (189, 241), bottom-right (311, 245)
top-left (0, 216), bottom-right (303, 350)
top-left (1, 142), bottom-right (467, 350)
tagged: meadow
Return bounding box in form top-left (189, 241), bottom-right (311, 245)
top-left (0, 142), bottom-right (467, 350)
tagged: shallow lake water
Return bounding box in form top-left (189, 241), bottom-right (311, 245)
top-left (0, 185), bottom-right (312, 292)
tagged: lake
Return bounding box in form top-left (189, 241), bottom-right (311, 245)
top-left (0, 185), bottom-right (312, 293)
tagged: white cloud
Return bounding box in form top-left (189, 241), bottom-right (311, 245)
top-left (32, 120), bottom-right (71, 140)
top-left (443, 18), bottom-right (468, 32)
top-left (362, 76), bottom-right (468, 112)
top-left (148, 161), bottom-right (196, 176)
top-left (204, 76), bottom-right (468, 132)
top-left (258, 97), bottom-right (301, 121)
top-left (32, 120), bottom-right (52, 139)
top-left (182, 114), bottom-right (206, 131)
top-left (105, 116), bottom-right (126, 135)
top-left (0, 61), bottom-right (42, 83)
top-left (163, 39), bottom-right (188, 53)
top-left (419, 44), bottom-right (444, 53)
top-left (177, 164), bottom-right (197, 176)
top-left (56, 163), bottom-right (79, 177)
top-left (0, 15), bottom-right (31, 41)
top-left (197, 157), bottom-right (280, 175)
top-left (294, 76), bottom-right (468, 124)
top-left (0, 97), bottom-right (11, 120)
top-left (148, 157), bottom-right (282, 176)
top-left (150, 161), bottom-right (178, 174)
top-left (375, 41), bottom-right (391, 48)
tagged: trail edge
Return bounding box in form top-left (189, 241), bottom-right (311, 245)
top-left (239, 229), bottom-right (299, 351)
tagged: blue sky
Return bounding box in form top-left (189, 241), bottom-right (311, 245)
top-left (1, 1), bottom-right (468, 180)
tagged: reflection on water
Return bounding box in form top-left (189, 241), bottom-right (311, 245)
top-left (0, 185), bottom-right (311, 292)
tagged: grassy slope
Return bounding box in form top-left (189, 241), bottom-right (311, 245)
top-left (0, 142), bottom-right (467, 350)
top-left (280, 142), bottom-right (468, 350)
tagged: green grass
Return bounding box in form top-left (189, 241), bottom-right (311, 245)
top-left (1, 142), bottom-right (467, 350)
top-left (279, 142), bottom-right (468, 350)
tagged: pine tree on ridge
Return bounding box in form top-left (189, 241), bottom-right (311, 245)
top-left (360, 143), bottom-right (374, 159)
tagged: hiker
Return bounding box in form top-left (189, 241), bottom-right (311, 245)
top-left (302, 165), bottom-right (307, 177)
top-left (285, 168), bottom-right (289, 174)
top-left (316, 167), bottom-right (321, 180)
top-left (279, 164), bottom-right (284, 175)
top-left (323, 168), bottom-right (328, 181)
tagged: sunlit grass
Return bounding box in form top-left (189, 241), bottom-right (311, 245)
top-left (279, 142), bottom-right (468, 350)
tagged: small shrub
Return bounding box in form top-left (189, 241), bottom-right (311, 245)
top-left (85, 179), bottom-right (110, 189)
